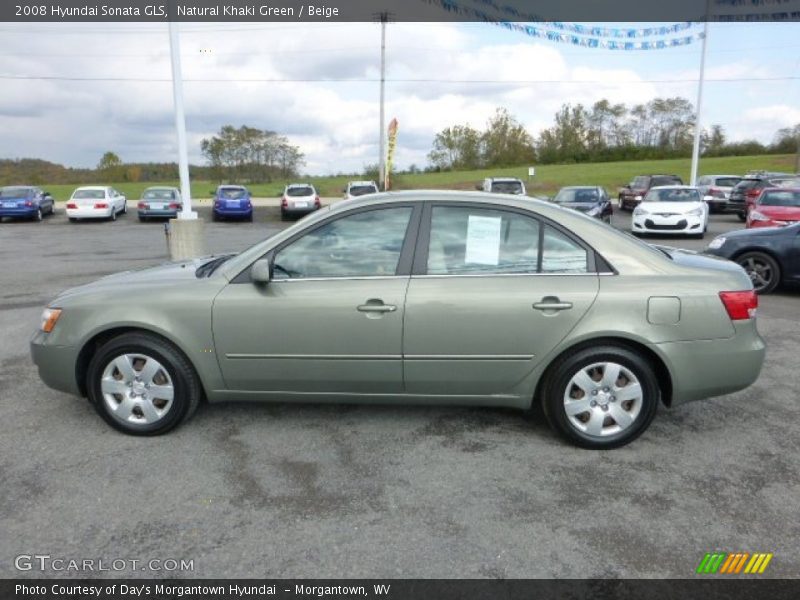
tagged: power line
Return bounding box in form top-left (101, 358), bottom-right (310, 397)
top-left (1, 74), bottom-right (799, 84)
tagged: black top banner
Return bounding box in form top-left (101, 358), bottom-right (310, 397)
top-left (3, 0), bottom-right (800, 23)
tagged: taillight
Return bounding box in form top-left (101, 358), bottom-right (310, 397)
top-left (746, 188), bottom-right (761, 198)
top-left (281, 197), bottom-right (288, 208)
top-left (169, 203), bottom-right (179, 209)
top-left (314, 195), bottom-right (321, 207)
top-left (708, 187), bottom-right (725, 198)
top-left (25, 200), bottom-right (34, 207)
top-left (138, 202), bottom-right (147, 209)
top-left (66, 202), bottom-right (77, 209)
top-left (719, 291), bottom-right (758, 320)
top-left (94, 203), bottom-right (108, 209)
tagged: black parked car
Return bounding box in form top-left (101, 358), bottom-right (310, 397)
top-left (728, 173), bottom-right (800, 222)
top-left (618, 174), bottom-right (683, 211)
top-left (550, 186), bottom-right (613, 223)
top-left (705, 222), bottom-right (800, 294)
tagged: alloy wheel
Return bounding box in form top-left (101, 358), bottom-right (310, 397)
top-left (740, 255), bottom-right (776, 293)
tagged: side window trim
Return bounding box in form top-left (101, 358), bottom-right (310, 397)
top-left (412, 201), bottom-right (600, 277)
top-left (231, 203), bottom-right (422, 283)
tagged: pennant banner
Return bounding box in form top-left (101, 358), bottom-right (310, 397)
top-left (386, 118), bottom-right (399, 191)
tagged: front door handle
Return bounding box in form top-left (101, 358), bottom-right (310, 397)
top-left (357, 300), bottom-right (397, 313)
top-left (533, 297), bottom-right (573, 312)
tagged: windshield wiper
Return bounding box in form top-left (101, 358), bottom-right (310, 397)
top-left (195, 254), bottom-right (235, 278)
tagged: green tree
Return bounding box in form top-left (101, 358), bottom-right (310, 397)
top-left (97, 151), bottom-right (123, 181)
top-left (428, 124), bottom-right (483, 171)
top-left (481, 108), bottom-right (536, 167)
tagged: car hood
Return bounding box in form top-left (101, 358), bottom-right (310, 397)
top-left (723, 222), bottom-right (800, 239)
top-left (53, 257), bottom-right (218, 302)
top-left (640, 201), bottom-right (702, 213)
top-left (755, 205), bottom-right (800, 218)
top-left (557, 202), bottom-right (599, 212)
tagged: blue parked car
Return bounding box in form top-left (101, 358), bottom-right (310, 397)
top-left (0, 186), bottom-right (55, 222)
top-left (212, 185), bottom-right (253, 222)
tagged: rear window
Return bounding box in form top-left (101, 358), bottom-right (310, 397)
top-left (651, 176), bottom-right (682, 187)
top-left (760, 190), bottom-right (800, 207)
top-left (348, 185), bottom-right (377, 196)
top-left (0, 187), bottom-right (31, 198)
top-left (219, 188), bottom-right (246, 199)
top-left (143, 189), bottom-right (175, 200)
top-left (733, 179), bottom-right (762, 191)
top-left (287, 186), bottom-right (314, 197)
top-left (715, 177), bottom-right (742, 187)
top-left (490, 181), bottom-right (524, 194)
top-left (73, 189), bottom-right (106, 199)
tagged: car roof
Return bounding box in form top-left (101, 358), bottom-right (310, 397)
top-left (286, 182), bottom-right (314, 187)
top-left (488, 177), bottom-right (523, 182)
top-left (559, 186), bottom-right (599, 190)
top-left (143, 186), bottom-right (178, 191)
top-left (647, 185), bottom-right (698, 191)
top-left (704, 174), bottom-right (740, 178)
top-left (348, 181), bottom-right (377, 186)
top-left (74, 186), bottom-right (108, 190)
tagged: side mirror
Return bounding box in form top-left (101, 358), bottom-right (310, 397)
top-left (251, 259), bottom-right (271, 285)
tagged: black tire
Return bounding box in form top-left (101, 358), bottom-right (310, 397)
top-left (247, 212), bottom-right (254, 222)
top-left (86, 332), bottom-right (202, 435)
top-left (110, 209), bottom-right (116, 222)
top-left (737, 211), bottom-right (747, 222)
top-left (280, 210), bottom-right (288, 221)
top-left (34, 208), bottom-right (43, 222)
top-left (735, 251), bottom-right (781, 295)
top-left (121, 202), bottom-right (127, 215)
top-left (540, 344), bottom-right (659, 449)
top-left (138, 215), bottom-right (146, 222)
top-left (212, 213), bottom-right (220, 222)
top-left (69, 218), bottom-right (77, 223)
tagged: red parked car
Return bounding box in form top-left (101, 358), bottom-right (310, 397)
top-left (746, 188), bottom-right (800, 229)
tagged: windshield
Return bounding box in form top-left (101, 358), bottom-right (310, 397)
top-left (287, 186), bottom-right (314, 197)
top-left (348, 185), bottom-right (377, 196)
top-left (73, 189), bottom-right (106, 199)
top-left (651, 176), bottom-right (682, 187)
top-left (0, 187), bottom-right (31, 198)
top-left (553, 188), bottom-right (599, 203)
top-left (759, 190), bottom-right (800, 207)
top-left (631, 176), bottom-right (649, 188)
top-left (715, 177), bottom-right (742, 188)
top-left (143, 189), bottom-right (175, 200)
top-left (770, 178), bottom-right (800, 188)
top-left (490, 181), bottom-right (523, 194)
top-left (644, 188), bottom-right (700, 203)
top-left (219, 188), bottom-right (246, 199)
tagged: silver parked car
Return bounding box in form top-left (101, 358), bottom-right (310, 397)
top-left (695, 175), bottom-right (743, 213)
top-left (31, 191), bottom-right (765, 449)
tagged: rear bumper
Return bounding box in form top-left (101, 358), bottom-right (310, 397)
top-left (655, 320), bottom-right (766, 406)
top-left (214, 207), bottom-right (252, 217)
top-left (138, 209), bottom-right (178, 218)
top-left (282, 205), bottom-right (319, 216)
top-left (66, 207), bottom-right (112, 219)
top-left (30, 330), bottom-right (81, 396)
top-left (0, 206), bottom-right (38, 218)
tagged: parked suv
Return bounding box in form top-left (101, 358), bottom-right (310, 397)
top-left (479, 177), bottom-right (527, 195)
top-left (729, 173), bottom-right (800, 221)
top-left (695, 175), bottom-right (742, 213)
top-left (618, 175), bottom-right (683, 211)
top-left (343, 181), bottom-right (379, 200)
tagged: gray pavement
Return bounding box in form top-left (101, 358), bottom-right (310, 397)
top-left (0, 204), bottom-right (798, 578)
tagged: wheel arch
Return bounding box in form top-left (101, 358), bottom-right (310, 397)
top-left (533, 335), bottom-right (674, 409)
top-left (75, 326), bottom-right (207, 401)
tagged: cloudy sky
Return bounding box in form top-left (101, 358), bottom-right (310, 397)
top-left (0, 19), bottom-right (799, 175)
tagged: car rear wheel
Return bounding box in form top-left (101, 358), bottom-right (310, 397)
top-left (541, 345), bottom-right (659, 449)
top-left (121, 202), bottom-right (127, 214)
top-left (736, 251), bottom-right (780, 294)
top-left (110, 209), bottom-right (116, 222)
top-left (34, 208), bottom-right (43, 222)
top-left (737, 211), bottom-right (746, 222)
top-left (87, 333), bottom-right (201, 435)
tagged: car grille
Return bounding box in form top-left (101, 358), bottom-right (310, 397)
top-left (645, 219), bottom-right (688, 230)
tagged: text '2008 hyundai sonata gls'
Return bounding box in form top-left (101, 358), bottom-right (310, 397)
top-left (31, 191), bottom-right (766, 449)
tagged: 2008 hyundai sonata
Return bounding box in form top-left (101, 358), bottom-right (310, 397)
top-left (31, 191), bottom-right (766, 449)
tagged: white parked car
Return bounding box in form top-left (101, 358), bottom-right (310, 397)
top-left (631, 185), bottom-right (709, 238)
top-left (280, 183), bottom-right (321, 220)
top-left (479, 177), bottom-right (527, 195)
top-left (66, 186), bottom-right (127, 222)
top-left (343, 180), bottom-right (379, 200)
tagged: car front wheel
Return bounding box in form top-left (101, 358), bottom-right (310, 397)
top-left (87, 333), bottom-right (201, 435)
top-left (736, 251), bottom-right (780, 294)
top-left (541, 345), bottom-right (659, 449)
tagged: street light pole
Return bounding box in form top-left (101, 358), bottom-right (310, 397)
top-left (690, 3), bottom-right (711, 186)
top-left (378, 12), bottom-right (387, 191)
top-left (168, 20), bottom-right (196, 219)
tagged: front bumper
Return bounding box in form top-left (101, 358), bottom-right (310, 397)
top-left (30, 330), bottom-right (82, 396)
top-left (632, 213), bottom-right (704, 234)
top-left (656, 319), bottom-right (766, 406)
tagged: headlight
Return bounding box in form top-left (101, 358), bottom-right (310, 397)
top-left (688, 207), bottom-right (704, 216)
top-left (633, 207), bottom-right (648, 216)
top-left (749, 210), bottom-right (769, 221)
top-left (707, 237), bottom-right (726, 250)
top-left (634, 195), bottom-right (643, 201)
top-left (40, 307), bottom-right (62, 332)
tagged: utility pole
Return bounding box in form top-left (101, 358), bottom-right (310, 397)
top-left (168, 20), bottom-right (196, 219)
top-left (378, 12), bottom-right (388, 191)
top-left (690, 0), bottom-right (711, 186)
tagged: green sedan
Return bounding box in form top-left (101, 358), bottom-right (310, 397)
top-left (30, 191), bottom-right (766, 449)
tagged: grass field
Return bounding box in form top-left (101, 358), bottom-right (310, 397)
top-left (40, 154), bottom-right (797, 201)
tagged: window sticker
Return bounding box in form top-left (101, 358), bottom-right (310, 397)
top-left (464, 215), bottom-right (502, 265)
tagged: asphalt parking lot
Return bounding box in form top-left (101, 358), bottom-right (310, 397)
top-left (1, 202), bottom-right (798, 578)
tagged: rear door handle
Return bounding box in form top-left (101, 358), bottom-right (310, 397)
top-left (357, 300), bottom-right (397, 313)
top-left (533, 297), bottom-right (573, 312)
